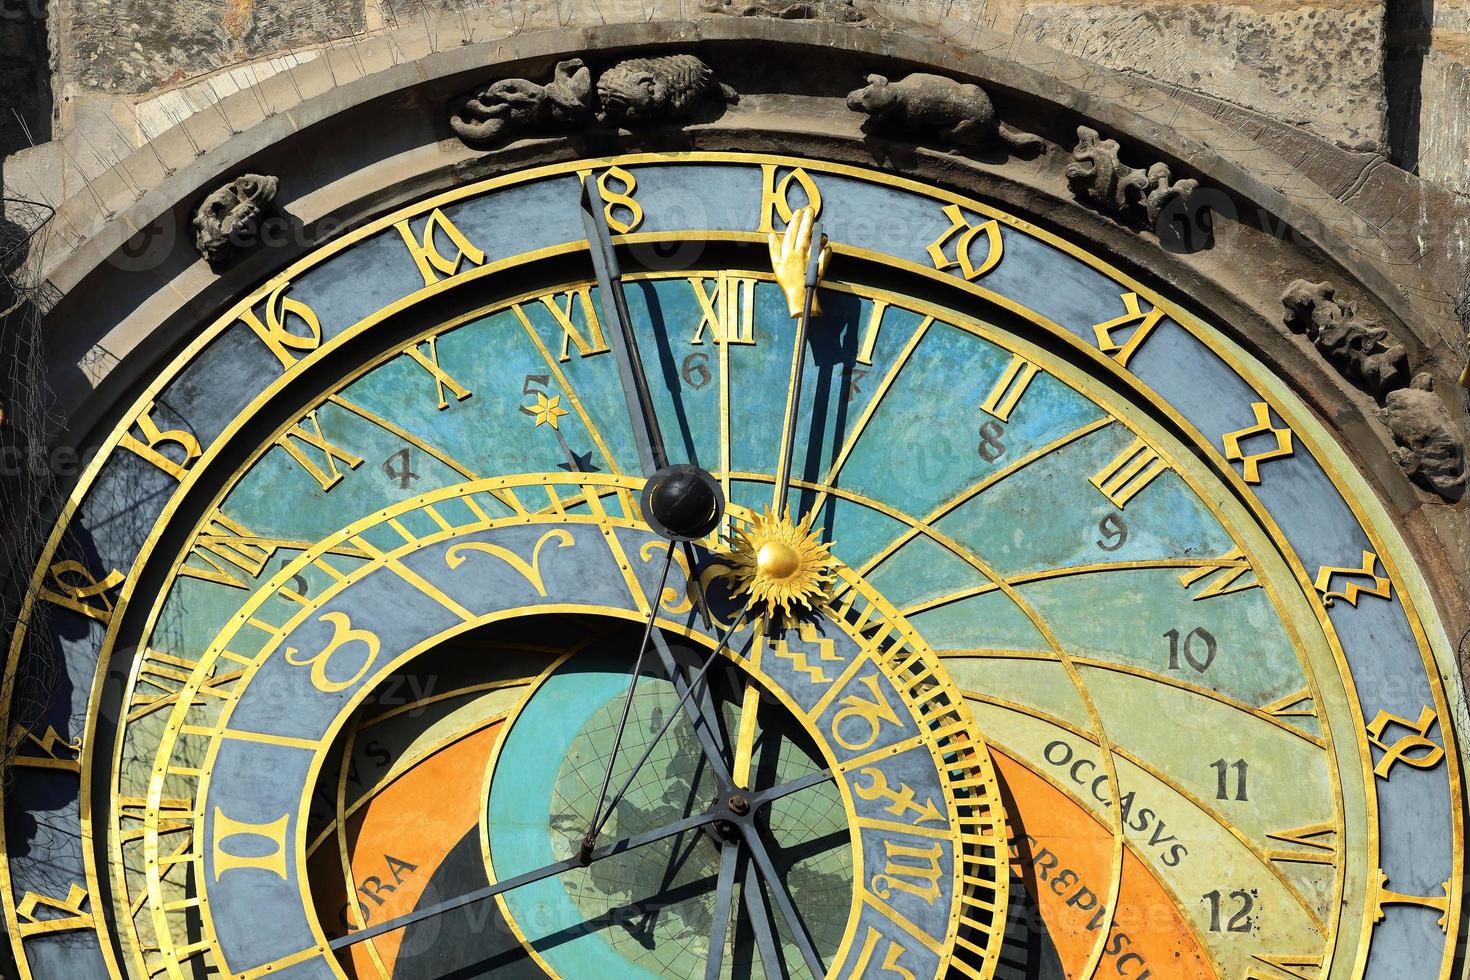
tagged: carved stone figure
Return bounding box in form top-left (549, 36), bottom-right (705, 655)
top-left (595, 55), bottom-right (736, 125)
top-left (1281, 279), bottom-right (1409, 398)
top-left (701, 0), bottom-right (871, 23)
top-left (846, 73), bottom-right (1042, 153)
top-left (449, 59), bottom-right (594, 145)
top-left (192, 174), bottom-right (278, 264)
top-left (1383, 374), bottom-right (1467, 499)
top-left (1065, 126), bottom-right (1199, 227)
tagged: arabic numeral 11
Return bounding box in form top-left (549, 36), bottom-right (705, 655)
top-left (1211, 758), bottom-right (1248, 801)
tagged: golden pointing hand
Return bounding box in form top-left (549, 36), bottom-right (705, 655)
top-left (768, 205), bottom-right (831, 318)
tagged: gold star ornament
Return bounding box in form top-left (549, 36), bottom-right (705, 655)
top-left (525, 392), bottom-right (569, 429)
top-left (723, 508), bottom-right (835, 617)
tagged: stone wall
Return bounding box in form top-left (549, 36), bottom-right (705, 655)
top-left (0, 0), bottom-right (1457, 204)
top-left (0, 0), bottom-right (1463, 194)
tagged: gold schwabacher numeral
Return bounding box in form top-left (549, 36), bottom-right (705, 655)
top-left (120, 400), bottom-right (202, 480)
top-left (758, 164), bottom-right (822, 233)
top-left (239, 281), bottom-right (323, 369)
top-left (580, 165), bottom-right (644, 234)
top-left (16, 884), bottom-right (94, 937)
top-left (927, 204), bottom-right (1003, 281)
top-left (276, 410), bottom-right (363, 491)
top-left (395, 208), bottom-right (486, 286)
top-left (1089, 435), bottom-right (1168, 508)
top-left (1223, 402), bottom-right (1295, 484)
top-left (1313, 551), bottom-right (1391, 608)
top-left (1093, 292), bottom-right (1164, 368)
top-left (38, 561), bottom-right (125, 624)
top-left (1370, 870), bottom-right (1452, 932)
top-left (1366, 706), bottom-right (1444, 779)
top-left (689, 274), bottom-right (757, 346)
top-left (7, 725), bottom-right (81, 772)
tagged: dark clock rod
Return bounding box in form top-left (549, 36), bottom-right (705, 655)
top-left (327, 767), bottom-right (833, 951)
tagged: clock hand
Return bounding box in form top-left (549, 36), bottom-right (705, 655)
top-left (580, 173), bottom-right (667, 476)
top-left (331, 802), bottom-right (722, 951)
top-left (580, 543), bottom-right (676, 859)
top-left (585, 604), bottom-right (752, 853)
top-left (739, 819), bottom-right (826, 977)
top-left (769, 205), bottom-right (831, 517)
top-left (704, 839), bottom-right (741, 980)
top-left (741, 849), bottom-right (787, 979)
top-left (332, 766), bottom-right (831, 951)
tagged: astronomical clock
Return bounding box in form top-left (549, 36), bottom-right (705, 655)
top-left (1, 145), bottom-right (1465, 980)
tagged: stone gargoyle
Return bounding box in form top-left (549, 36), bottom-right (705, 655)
top-left (846, 72), bottom-right (1042, 153)
top-left (1281, 279), bottom-right (1409, 399)
top-left (1066, 126), bottom-right (1199, 228)
top-left (449, 58), bottom-right (595, 145)
top-left (192, 174), bottom-right (278, 265)
top-left (449, 55), bottom-right (735, 147)
top-left (1383, 373), bottom-right (1467, 500)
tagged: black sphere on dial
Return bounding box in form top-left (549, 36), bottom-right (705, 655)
top-left (641, 464), bottom-right (725, 541)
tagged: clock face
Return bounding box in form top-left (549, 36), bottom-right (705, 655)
top-left (1, 154), bottom-right (1461, 980)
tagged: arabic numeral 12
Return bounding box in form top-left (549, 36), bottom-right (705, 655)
top-left (1203, 889), bottom-right (1254, 932)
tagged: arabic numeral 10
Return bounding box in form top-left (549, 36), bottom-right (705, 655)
top-left (1164, 626), bottom-right (1217, 672)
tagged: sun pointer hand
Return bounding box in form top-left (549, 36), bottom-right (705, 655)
top-left (768, 205), bottom-right (831, 319)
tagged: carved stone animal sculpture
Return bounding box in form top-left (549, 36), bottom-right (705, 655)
top-left (1384, 374), bottom-right (1467, 499)
top-left (1281, 279), bottom-right (1409, 398)
top-left (846, 72), bottom-right (1042, 152)
top-left (595, 55), bottom-right (737, 125)
top-left (192, 174), bottom-right (278, 264)
top-left (449, 59), bottom-right (594, 145)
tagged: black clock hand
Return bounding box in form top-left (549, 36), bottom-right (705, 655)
top-left (704, 840), bottom-right (741, 980)
top-left (331, 768), bottom-right (831, 951)
top-left (580, 174), bottom-right (667, 476)
top-left (586, 604), bottom-right (752, 850)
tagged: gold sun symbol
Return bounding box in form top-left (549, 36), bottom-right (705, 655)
top-left (723, 508), bottom-right (835, 617)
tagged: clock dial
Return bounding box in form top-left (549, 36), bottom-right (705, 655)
top-left (2, 154), bottom-right (1459, 980)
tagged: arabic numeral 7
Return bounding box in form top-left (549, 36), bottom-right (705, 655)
top-left (1203, 889), bottom-right (1254, 932)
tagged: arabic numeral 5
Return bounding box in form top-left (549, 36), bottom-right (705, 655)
top-left (1164, 626), bottom-right (1217, 672)
top-left (1203, 889), bottom-right (1254, 932)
